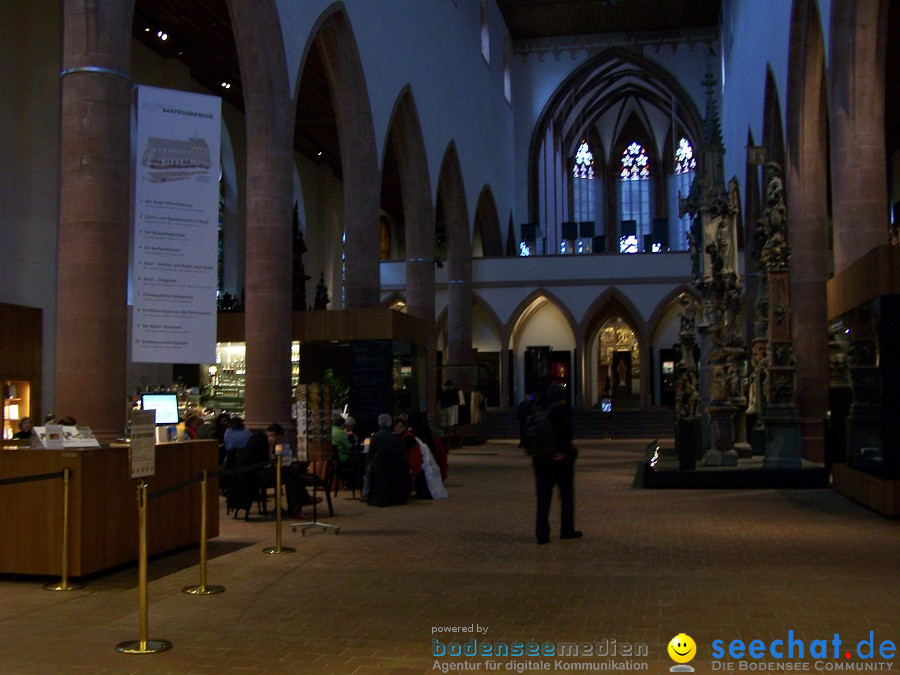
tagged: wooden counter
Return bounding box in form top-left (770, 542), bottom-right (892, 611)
top-left (0, 440), bottom-right (219, 577)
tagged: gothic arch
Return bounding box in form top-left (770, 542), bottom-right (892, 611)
top-left (381, 86), bottom-right (437, 412)
top-left (507, 289), bottom-right (579, 350)
top-left (473, 185), bottom-right (503, 257)
top-left (646, 285), bottom-right (701, 341)
top-left (436, 142), bottom-right (473, 369)
top-left (786, 0), bottom-right (830, 460)
top-left (304, 6), bottom-right (380, 309)
top-left (229, 0), bottom-right (295, 429)
top-left (527, 46), bottom-right (705, 232)
top-left (581, 287), bottom-right (649, 409)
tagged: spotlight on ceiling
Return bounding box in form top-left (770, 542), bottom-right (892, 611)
top-left (157, 30), bottom-right (168, 41)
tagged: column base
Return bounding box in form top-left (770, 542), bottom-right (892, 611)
top-left (763, 415), bottom-right (802, 469)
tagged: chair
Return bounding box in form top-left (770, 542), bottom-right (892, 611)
top-left (335, 447), bottom-right (366, 499)
top-left (225, 447), bottom-right (267, 521)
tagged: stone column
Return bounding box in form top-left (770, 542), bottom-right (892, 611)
top-left (56, 0), bottom-right (133, 438)
top-left (229, 0), bottom-right (294, 431)
top-left (406, 257), bottom-right (436, 416)
top-left (445, 270), bottom-right (476, 394)
top-left (829, 0), bottom-right (889, 274)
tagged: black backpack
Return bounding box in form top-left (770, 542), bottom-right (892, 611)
top-left (523, 403), bottom-right (558, 457)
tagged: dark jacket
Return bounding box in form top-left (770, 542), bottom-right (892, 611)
top-left (367, 429), bottom-right (409, 507)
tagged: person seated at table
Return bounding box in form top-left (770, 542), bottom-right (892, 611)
top-left (343, 416), bottom-right (359, 448)
top-left (250, 422), bottom-right (317, 518)
top-left (331, 414), bottom-right (352, 463)
top-left (13, 416), bottom-right (33, 439)
top-left (367, 414), bottom-right (410, 507)
top-left (223, 416), bottom-right (251, 461)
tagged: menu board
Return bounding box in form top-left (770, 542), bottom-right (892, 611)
top-left (131, 85), bottom-right (221, 364)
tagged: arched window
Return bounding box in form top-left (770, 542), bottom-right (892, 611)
top-left (670, 137), bottom-right (696, 251)
top-left (568, 140), bottom-right (596, 254)
top-left (503, 38), bottom-right (512, 103)
top-left (618, 141), bottom-right (650, 253)
top-left (480, 0), bottom-right (490, 65)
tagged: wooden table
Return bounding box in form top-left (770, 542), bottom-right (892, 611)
top-left (0, 440), bottom-right (219, 577)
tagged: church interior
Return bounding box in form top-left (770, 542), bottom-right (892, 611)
top-left (0, 0), bottom-right (898, 670)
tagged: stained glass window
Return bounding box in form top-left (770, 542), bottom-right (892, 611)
top-left (572, 140), bottom-right (596, 228)
top-left (671, 137), bottom-right (696, 251)
top-left (675, 137), bottom-right (696, 174)
top-left (618, 142), bottom-right (650, 252)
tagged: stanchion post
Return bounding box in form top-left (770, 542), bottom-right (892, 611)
top-left (263, 455), bottom-right (295, 554)
top-left (116, 483), bottom-right (172, 654)
top-left (44, 468), bottom-right (84, 591)
top-left (183, 470), bottom-right (224, 595)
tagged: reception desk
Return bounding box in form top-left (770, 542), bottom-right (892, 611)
top-left (0, 440), bottom-right (219, 577)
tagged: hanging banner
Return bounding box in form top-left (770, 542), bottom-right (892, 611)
top-left (132, 85), bottom-right (221, 364)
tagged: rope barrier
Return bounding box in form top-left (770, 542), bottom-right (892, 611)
top-left (0, 470), bottom-right (65, 487)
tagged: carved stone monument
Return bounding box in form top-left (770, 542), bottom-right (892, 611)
top-left (678, 64), bottom-right (745, 467)
top-left (758, 163), bottom-right (802, 469)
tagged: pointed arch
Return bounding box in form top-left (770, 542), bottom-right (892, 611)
top-left (473, 185), bottom-right (502, 257)
top-left (307, 6), bottom-right (380, 309)
top-left (436, 142), bottom-right (473, 372)
top-left (528, 47), bottom-right (705, 253)
top-left (786, 0), bottom-right (830, 460)
top-left (381, 86), bottom-right (437, 413)
top-left (507, 289), bottom-right (579, 350)
top-left (229, 0), bottom-right (295, 430)
top-left (646, 285), bottom-right (701, 340)
top-left (580, 287), bottom-right (649, 410)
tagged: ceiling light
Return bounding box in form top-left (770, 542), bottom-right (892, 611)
top-left (221, 82), bottom-right (231, 89)
top-left (157, 30), bottom-right (168, 41)
top-left (317, 151), bottom-right (323, 156)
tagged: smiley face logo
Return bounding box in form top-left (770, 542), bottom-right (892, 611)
top-left (667, 633), bottom-right (696, 668)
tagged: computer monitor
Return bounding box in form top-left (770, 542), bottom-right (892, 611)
top-left (140, 393), bottom-right (180, 425)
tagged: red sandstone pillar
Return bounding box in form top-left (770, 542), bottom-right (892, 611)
top-left (56, 0), bottom-right (133, 438)
top-left (829, 0), bottom-right (889, 274)
top-left (788, 131), bottom-right (830, 463)
top-left (229, 1), bottom-right (294, 431)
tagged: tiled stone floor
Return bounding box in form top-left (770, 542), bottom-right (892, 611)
top-left (1, 439), bottom-right (897, 673)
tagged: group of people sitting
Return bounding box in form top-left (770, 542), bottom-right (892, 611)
top-left (365, 412), bottom-right (448, 507)
top-left (208, 409), bottom-right (449, 519)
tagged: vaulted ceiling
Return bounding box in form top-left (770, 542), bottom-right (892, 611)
top-left (131, 1), bottom-right (899, 218)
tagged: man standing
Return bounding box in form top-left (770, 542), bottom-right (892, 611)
top-left (531, 384), bottom-right (582, 545)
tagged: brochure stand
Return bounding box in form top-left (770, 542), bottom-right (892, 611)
top-left (290, 383), bottom-right (339, 535)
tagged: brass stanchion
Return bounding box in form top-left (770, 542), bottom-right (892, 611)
top-left (263, 456), bottom-right (295, 554)
top-left (183, 470), bottom-right (225, 595)
top-left (116, 483), bottom-right (172, 654)
top-left (45, 468), bottom-right (84, 591)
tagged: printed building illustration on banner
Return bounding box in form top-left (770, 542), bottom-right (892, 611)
top-left (141, 135), bottom-right (212, 171)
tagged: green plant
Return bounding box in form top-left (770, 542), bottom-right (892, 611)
top-left (324, 368), bottom-right (349, 410)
